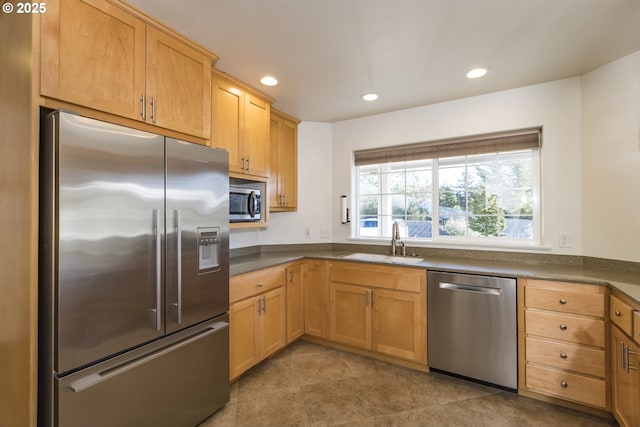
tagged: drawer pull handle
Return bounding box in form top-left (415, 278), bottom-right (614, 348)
top-left (560, 381), bottom-right (568, 388)
top-left (257, 282), bottom-right (264, 288)
top-left (559, 298), bottom-right (567, 305)
top-left (560, 353), bottom-right (568, 359)
top-left (615, 310), bottom-right (622, 317)
top-left (559, 324), bottom-right (567, 331)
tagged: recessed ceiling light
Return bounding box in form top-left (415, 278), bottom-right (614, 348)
top-left (260, 76), bottom-right (278, 86)
top-left (362, 93), bottom-right (379, 101)
top-left (466, 67), bottom-right (489, 79)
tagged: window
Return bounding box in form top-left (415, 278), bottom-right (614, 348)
top-left (354, 128), bottom-right (541, 244)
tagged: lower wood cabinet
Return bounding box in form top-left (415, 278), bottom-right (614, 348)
top-left (229, 260), bottom-right (640, 424)
top-left (327, 261), bottom-right (426, 363)
top-left (329, 283), bottom-right (371, 349)
top-left (229, 267), bottom-right (286, 380)
top-left (611, 323), bottom-right (640, 427)
top-left (610, 292), bottom-right (640, 427)
top-left (519, 279), bottom-right (608, 410)
top-left (286, 263), bottom-right (304, 343)
top-left (372, 288), bottom-right (425, 362)
top-left (303, 260), bottom-right (328, 339)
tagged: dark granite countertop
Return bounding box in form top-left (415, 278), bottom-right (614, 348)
top-left (230, 247), bottom-right (640, 303)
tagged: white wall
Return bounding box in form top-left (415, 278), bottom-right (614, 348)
top-left (332, 78), bottom-right (584, 254)
top-left (581, 51), bottom-right (640, 263)
top-left (230, 122), bottom-right (334, 248)
top-left (233, 51), bottom-right (640, 263)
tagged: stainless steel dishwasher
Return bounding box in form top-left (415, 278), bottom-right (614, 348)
top-left (427, 271), bottom-right (517, 390)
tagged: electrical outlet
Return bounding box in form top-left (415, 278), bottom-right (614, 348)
top-left (320, 228), bottom-right (330, 238)
top-left (304, 226), bottom-right (311, 239)
top-left (558, 233), bottom-right (571, 248)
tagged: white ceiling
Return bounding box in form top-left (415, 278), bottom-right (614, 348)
top-left (128, 0), bottom-right (640, 123)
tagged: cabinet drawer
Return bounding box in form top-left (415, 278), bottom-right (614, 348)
top-left (525, 336), bottom-right (605, 377)
top-left (525, 286), bottom-right (604, 317)
top-left (230, 267), bottom-right (286, 303)
top-left (525, 364), bottom-right (606, 408)
top-left (525, 310), bottom-right (605, 347)
top-left (329, 262), bottom-right (423, 293)
top-left (610, 294), bottom-right (634, 337)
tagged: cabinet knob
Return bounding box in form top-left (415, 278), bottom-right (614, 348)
top-left (615, 310), bottom-right (622, 317)
top-left (560, 352), bottom-right (568, 359)
top-left (559, 324), bottom-right (567, 331)
top-left (560, 381), bottom-right (568, 388)
top-left (257, 282), bottom-right (263, 287)
top-left (559, 298), bottom-right (567, 305)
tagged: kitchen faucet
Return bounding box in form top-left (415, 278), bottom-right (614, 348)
top-left (391, 221), bottom-right (405, 256)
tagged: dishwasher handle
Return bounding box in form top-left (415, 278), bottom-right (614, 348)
top-left (438, 282), bottom-right (502, 296)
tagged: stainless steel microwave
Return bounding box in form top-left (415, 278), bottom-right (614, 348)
top-left (229, 186), bottom-right (261, 222)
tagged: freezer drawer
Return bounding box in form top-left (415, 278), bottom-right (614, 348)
top-left (55, 318), bottom-right (229, 427)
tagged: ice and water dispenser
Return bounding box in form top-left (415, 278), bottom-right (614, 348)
top-left (197, 227), bottom-right (220, 273)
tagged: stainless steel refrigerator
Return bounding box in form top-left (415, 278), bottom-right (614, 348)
top-left (39, 111), bottom-right (230, 427)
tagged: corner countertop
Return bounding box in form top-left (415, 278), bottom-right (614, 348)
top-left (230, 249), bottom-right (640, 303)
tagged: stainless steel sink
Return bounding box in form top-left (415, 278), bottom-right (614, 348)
top-left (341, 253), bottom-right (424, 265)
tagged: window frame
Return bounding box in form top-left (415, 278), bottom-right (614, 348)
top-left (352, 147), bottom-right (541, 247)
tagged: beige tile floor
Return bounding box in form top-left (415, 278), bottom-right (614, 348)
top-left (200, 340), bottom-right (618, 427)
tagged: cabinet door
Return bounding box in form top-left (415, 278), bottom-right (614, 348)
top-left (268, 116), bottom-right (281, 208)
top-left (372, 289), bottom-right (424, 362)
top-left (329, 283), bottom-right (371, 350)
top-left (286, 264), bottom-right (305, 343)
top-left (611, 325), bottom-right (640, 427)
top-left (304, 262), bottom-right (327, 338)
top-left (229, 297), bottom-right (260, 380)
top-left (211, 75), bottom-right (243, 172)
top-left (279, 118), bottom-right (298, 209)
top-left (146, 27), bottom-right (212, 139)
top-left (243, 95), bottom-right (270, 177)
top-left (269, 115), bottom-right (298, 210)
top-left (260, 288), bottom-right (286, 359)
top-left (41, 0), bottom-right (146, 120)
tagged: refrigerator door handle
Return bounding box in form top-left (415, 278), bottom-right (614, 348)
top-left (69, 321), bottom-right (229, 393)
top-left (154, 209), bottom-right (162, 331)
top-left (175, 209), bottom-right (182, 325)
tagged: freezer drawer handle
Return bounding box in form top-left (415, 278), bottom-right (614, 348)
top-left (438, 282), bottom-right (502, 296)
top-left (69, 321), bottom-right (229, 393)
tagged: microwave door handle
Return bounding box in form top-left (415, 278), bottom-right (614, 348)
top-left (249, 191), bottom-right (257, 218)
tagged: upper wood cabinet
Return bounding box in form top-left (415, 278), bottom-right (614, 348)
top-left (144, 27), bottom-right (212, 138)
top-left (41, 0), bottom-right (215, 140)
top-left (211, 69), bottom-right (273, 178)
top-left (269, 109), bottom-right (300, 211)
